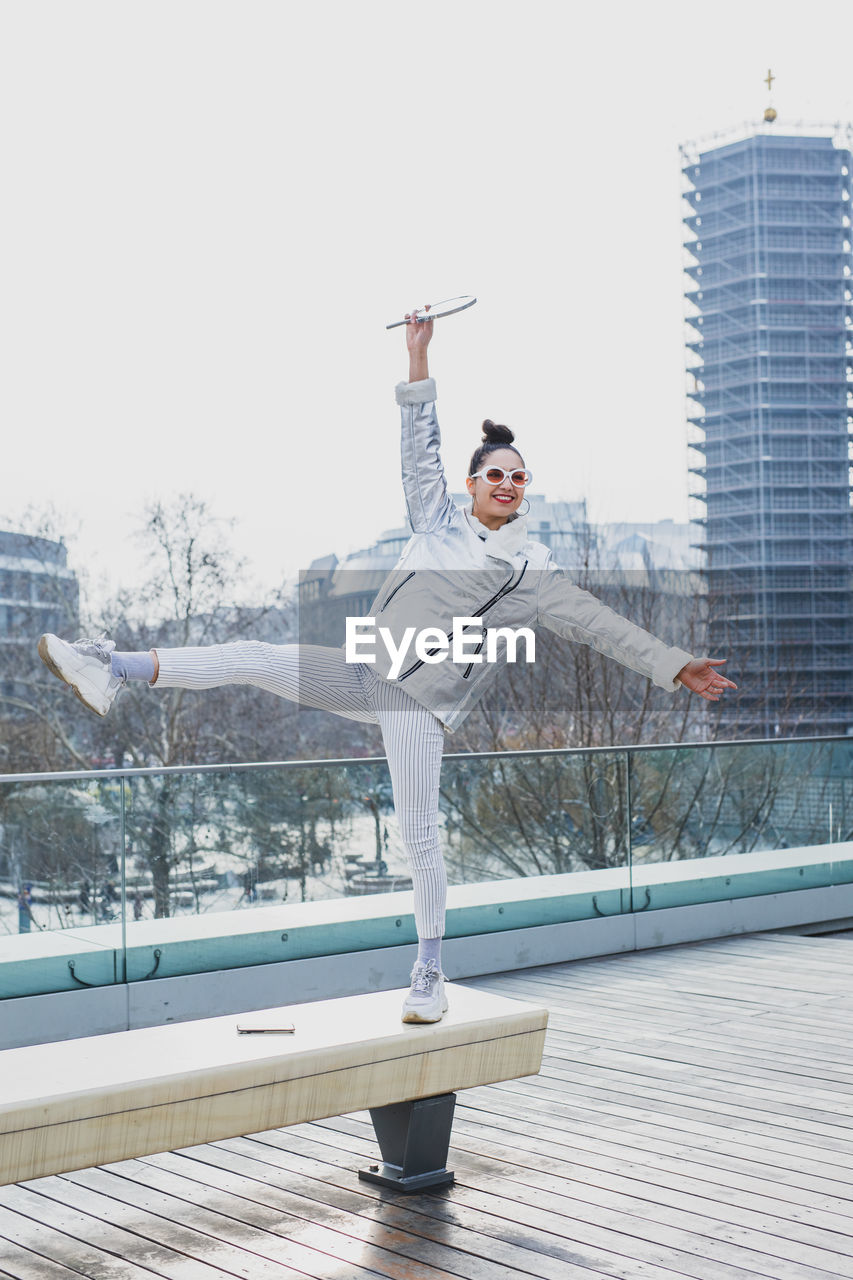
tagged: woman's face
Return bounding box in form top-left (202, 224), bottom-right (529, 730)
top-left (465, 448), bottom-right (527, 530)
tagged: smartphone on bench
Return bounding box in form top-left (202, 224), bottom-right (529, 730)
top-left (236, 1024), bottom-right (296, 1034)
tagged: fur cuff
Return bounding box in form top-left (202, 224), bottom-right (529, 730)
top-left (395, 378), bottom-right (437, 406)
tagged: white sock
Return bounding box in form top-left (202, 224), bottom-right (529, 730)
top-left (417, 936), bottom-right (442, 968)
top-left (111, 651), bottom-right (156, 683)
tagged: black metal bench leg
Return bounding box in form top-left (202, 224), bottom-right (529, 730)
top-left (358, 1092), bottom-right (456, 1192)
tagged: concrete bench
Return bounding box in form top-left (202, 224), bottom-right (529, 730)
top-left (0, 983), bottom-right (547, 1193)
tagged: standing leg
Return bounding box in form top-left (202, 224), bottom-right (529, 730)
top-left (371, 677), bottom-right (449, 1022)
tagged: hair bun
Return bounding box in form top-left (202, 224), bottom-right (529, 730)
top-left (481, 419), bottom-right (515, 446)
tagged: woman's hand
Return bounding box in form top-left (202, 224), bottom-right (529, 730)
top-left (406, 303), bottom-right (433, 383)
top-left (676, 657), bottom-right (737, 702)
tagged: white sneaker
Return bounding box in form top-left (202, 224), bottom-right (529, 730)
top-left (401, 959), bottom-right (449, 1024)
top-left (38, 633), bottom-right (122, 717)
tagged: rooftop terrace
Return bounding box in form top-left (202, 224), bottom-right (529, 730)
top-left (1, 930), bottom-right (851, 1280)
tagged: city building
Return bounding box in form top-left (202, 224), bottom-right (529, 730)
top-left (0, 530), bottom-right (79, 701)
top-left (298, 497), bottom-right (700, 647)
top-left (682, 122), bottom-right (853, 736)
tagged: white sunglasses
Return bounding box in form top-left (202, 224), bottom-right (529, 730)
top-left (468, 466), bottom-right (533, 488)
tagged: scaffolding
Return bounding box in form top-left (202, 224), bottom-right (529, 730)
top-left (682, 130), bottom-right (853, 735)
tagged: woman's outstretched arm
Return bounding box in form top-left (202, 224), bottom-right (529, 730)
top-left (536, 568), bottom-right (740, 701)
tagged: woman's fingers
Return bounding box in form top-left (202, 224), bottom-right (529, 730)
top-left (406, 304), bottom-right (433, 350)
top-left (678, 657), bottom-right (738, 699)
top-left (706, 659), bottom-right (737, 689)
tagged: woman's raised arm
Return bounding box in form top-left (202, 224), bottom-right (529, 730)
top-left (406, 304), bottom-right (434, 382)
top-left (396, 304), bottom-right (453, 533)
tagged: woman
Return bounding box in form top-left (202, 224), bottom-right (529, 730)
top-left (39, 309), bottom-right (735, 1023)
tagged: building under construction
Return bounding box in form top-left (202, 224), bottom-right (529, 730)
top-left (682, 120), bottom-right (853, 736)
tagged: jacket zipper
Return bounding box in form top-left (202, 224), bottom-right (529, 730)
top-left (379, 571), bottom-right (415, 613)
top-left (459, 561), bottom-right (528, 677)
top-left (397, 561), bottom-right (529, 681)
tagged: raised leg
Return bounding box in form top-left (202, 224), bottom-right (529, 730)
top-left (358, 1092), bottom-right (456, 1192)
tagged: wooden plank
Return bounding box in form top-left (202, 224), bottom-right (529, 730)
top-left (0, 1184), bottom-right (239, 1278)
top-left (465, 970), bottom-right (751, 1015)
top-left (161, 1144), bottom-right (619, 1280)
top-left (730, 1005), bottom-right (853, 1032)
top-left (490, 950), bottom-right (849, 993)
top-left (422, 1096), bottom-right (853, 1238)
top-left (541, 1028), bottom-right (853, 1087)
top-left (536, 1020), bottom-right (853, 1087)
top-left (452, 1079), bottom-right (853, 1180)
top-left (630, 934), bottom-right (851, 961)
top-left (0, 985), bottom-right (546, 1185)
top-left (120, 1152), bottom-right (586, 1280)
top-left (445, 1092), bottom-right (853, 1203)
top-left (464, 977), bottom-right (786, 1029)
top-left (65, 1162), bottom-right (486, 1280)
top-left (512, 956), bottom-right (852, 1006)
top-left (464, 996), bottom-right (729, 1046)
top-left (303, 1115), bottom-right (850, 1280)
top-left (439, 1106), bottom-right (853, 1219)
top-left (625, 1024), bottom-right (853, 1075)
top-left (211, 1132), bottom-right (718, 1280)
top-left (14, 1174), bottom-right (379, 1280)
top-left (649, 954), bottom-right (853, 987)
top-left (637, 1003), bottom-right (853, 1054)
top-left (619, 955), bottom-right (853, 997)
top-left (577, 1039), bottom-right (853, 1095)
top-left (151, 1143), bottom-right (670, 1280)
top-left (0, 1253), bottom-right (84, 1280)
top-left (538, 1057), bottom-right (852, 1118)
top-left (492, 1067), bottom-right (853, 1154)
top-left (521, 1035), bottom-right (853, 1110)
top-left (512, 1036), bottom-right (853, 1116)
top-left (435, 1110), bottom-right (853, 1274)
top-left (522, 1056), bottom-right (853, 1134)
top-left (683, 934), bottom-right (853, 960)
top-left (0, 1207), bottom-right (111, 1280)
top-left (485, 943), bottom-right (853, 987)
top-left (537, 1006), bottom-right (853, 1055)
top-left (479, 967), bottom-right (837, 1011)
top-left (442, 1142), bottom-right (853, 1279)
top-left (623, 961), bottom-right (853, 995)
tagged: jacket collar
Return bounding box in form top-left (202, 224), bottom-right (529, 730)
top-left (464, 508), bottom-right (529, 564)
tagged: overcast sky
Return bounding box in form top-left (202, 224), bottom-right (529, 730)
top-left (2, 0), bottom-right (851, 614)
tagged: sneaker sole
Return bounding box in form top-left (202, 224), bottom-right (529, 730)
top-left (401, 996), bottom-right (450, 1025)
top-left (37, 635), bottom-right (111, 718)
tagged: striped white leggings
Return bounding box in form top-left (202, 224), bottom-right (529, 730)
top-left (154, 642), bottom-right (447, 938)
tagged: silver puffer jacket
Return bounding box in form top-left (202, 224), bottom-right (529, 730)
top-left (366, 377), bottom-right (693, 731)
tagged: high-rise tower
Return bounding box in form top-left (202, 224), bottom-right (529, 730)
top-left (682, 121), bottom-right (853, 736)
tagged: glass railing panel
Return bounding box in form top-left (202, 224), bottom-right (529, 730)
top-left (120, 758), bottom-right (422, 978)
top-left (122, 758), bottom-right (414, 920)
top-left (439, 748), bottom-right (631, 930)
top-left (3, 736), bottom-right (850, 999)
top-left (627, 737), bottom-right (853, 910)
top-left (117, 749), bottom-right (633, 975)
top-left (0, 772), bottom-right (125, 997)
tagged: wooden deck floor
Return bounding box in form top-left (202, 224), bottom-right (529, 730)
top-left (1, 931), bottom-right (852, 1280)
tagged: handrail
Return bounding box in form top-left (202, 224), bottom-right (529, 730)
top-left (1, 733), bottom-right (850, 786)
